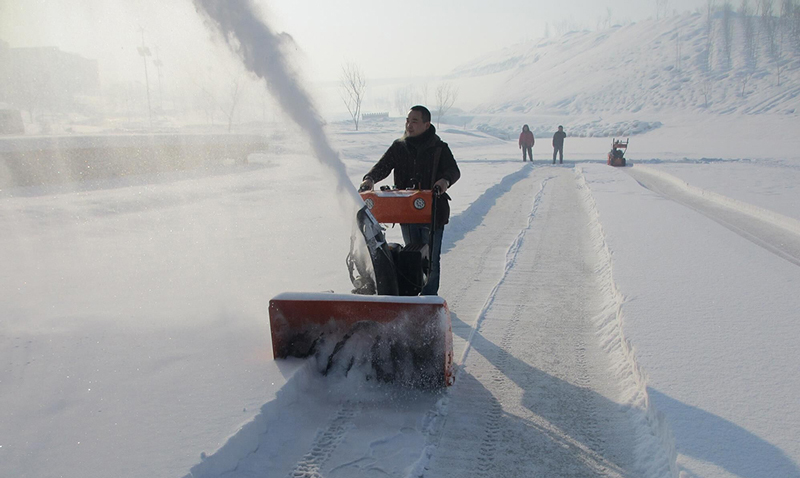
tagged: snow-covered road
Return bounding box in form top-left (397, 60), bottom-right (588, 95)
top-left (5, 125), bottom-right (800, 478)
top-left (188, 167), bottom-right (665, 478)
top-left (427, 169), bottom-right (642, 477)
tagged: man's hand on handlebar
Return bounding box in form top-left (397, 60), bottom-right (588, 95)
top-left (358, 177), bottom-right (375, 192)
top-left (434, 178), bottom-right (449, 195)
top-left (360, 177), bottom-right (448, 194)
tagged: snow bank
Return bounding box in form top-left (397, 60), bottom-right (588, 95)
top-left (576, 166), bottom-right (677, 478)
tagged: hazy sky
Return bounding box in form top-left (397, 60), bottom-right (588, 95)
top-left (1, 0), bottom-right (710, 85)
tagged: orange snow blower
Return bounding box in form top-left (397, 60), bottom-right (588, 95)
top-left (268, 188), bottom-right (455, 388)
top-left (607, 138), bottom-right (628, 166)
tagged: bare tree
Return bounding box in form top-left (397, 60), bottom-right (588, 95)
top-left (657, 0), bottom-right (671, 19)
top-left (701, 78), bottom-right (714, 108)
top-left (758, 0), bottom-right (791, 85)
top-left (740, 0), bottom-right (758, 95)
top-left (741, 0), bottom-right (759, 69)
top-left (787, 0), bottom-right (800, 52)
top-left (419, 82), bottom-right (429, 106)
top-left (790, 0), bottom-right (800, 53)
top-left (774, 0), bottom-right (794, 85)
top-left (393, 85), bottom-right (415, 116)
top-left (220, 76), bottom-right (246, 132)
top-left (740, 69), bottom-right (754, 96)
top-left (196, 85), bottom-right (217, 125)
top-left (434, 83), bottom-right (458, 128)
top-left (781, 0), bottom-right (795, 21)
top-left (704, 0), bottom-right (717, 72)
top-left (340, 62), bottom-right (366, 131)
top-left (594, 8), bottom-right (613, 30)
top-left (760, 0), bottom-right (778, 59)
top-left (721, 2), bottom-right (734, 69)
top-left (554, 18), bottom-right (583, 35)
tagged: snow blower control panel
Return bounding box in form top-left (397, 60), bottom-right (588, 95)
top-left (359, 189), bottom-right (434, 224)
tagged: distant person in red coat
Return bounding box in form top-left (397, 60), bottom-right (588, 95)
top-left (518, 124), bottom-right (535, 162)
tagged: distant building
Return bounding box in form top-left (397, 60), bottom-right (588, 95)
top-left (0, 41), bottom-right (100, 121)
top-left (0, 103), bottom-right (25, 134)
top-left (362, 112), bottom-right (389, 121)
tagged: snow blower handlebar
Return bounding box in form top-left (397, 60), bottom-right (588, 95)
top-left (427, 186), bottom-right (441, 279)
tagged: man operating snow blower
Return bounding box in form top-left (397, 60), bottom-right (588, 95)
top-left (358, 105), bottom-right (460, 296)
top-left (269, 105), bottom-right (460, 388)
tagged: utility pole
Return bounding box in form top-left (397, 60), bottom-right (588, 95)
top-left (153, 47), bottom-right (164, 111)
top-left (137, 27), bottom-right (153, 130)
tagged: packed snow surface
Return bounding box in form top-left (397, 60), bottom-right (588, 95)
top-left (3, 6), bottom-right (800, 478)
top-left (3, 115), bottom-right (800, 477)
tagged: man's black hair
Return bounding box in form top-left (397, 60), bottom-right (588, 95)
top-left (410, 105), bottom-right (431, 123)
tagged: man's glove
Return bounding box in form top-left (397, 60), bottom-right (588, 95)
top-left (433, 178), bottom-right (449, 195)
top-left (358, 177), bottom-right (375, 192)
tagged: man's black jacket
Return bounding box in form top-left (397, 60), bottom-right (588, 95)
top-left (364, 125), bottom-right (460, 225)
top-left (553, 130), bottom-right (566, 148)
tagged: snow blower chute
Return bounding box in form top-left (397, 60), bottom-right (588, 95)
top-left (268, 188), bottom-right (455, 388)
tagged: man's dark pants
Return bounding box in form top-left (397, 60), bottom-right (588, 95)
top-left (401, 224), bottom-right (445, 296)
top-left (553, 146), bottom-right (563, 164)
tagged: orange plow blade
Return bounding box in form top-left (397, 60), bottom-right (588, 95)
top-left (269, 292), bottom-right (455, 388)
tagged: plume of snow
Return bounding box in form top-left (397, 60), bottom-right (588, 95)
top-left (193, 0), bottom-right (361, 207)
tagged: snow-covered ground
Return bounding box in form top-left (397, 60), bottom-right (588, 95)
top-left (2, 115), bottom-right (800, 477)
top-left (4, 4), bottom-right (800, 477)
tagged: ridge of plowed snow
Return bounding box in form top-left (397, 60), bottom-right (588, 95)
top-left (577, 166), bottom-right (678, 477)
top-left (632, 165), bottom-right (800, 236)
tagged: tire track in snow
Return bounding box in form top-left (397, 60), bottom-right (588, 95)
top-left (439, 165), bottom-right (543, 364)
top-left (574, 335), bottom-right (607, 461)
top-left (287, 402), bottom-right (358, 478)
top-left (185, 166), bottom-right (543, 478)
top-left (457, 174), bottom-right (551, 368)
top-left (186, 166), bottom-right (666, 478)
top-left (426, 169), bottom-right (642, 477)
top-left (443, 234), bottom-right (500, 328)
top-left (414, 167), bottom-right (555, 476)
top-left (444, 165), bottom-right (535, 255)
top-left (183, 371), bottom-right (370, 478)
top-left (576, 167), bottom-right (678, 478)
top-left (474, 303), bottom-right (525, 477)
top-left (436, 172), bottom-right (551, 475)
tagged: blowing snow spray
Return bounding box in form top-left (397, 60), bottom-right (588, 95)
top-left (193, 0), bottom-right (361, 207)
top-left (193, 0), bottom-right (455, 388)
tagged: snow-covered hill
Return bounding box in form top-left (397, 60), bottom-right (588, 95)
top-left (443, 12), bottom-right (800, 138)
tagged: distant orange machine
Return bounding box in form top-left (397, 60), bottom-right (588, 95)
top-left (608, 138), bottom-right (629, 167)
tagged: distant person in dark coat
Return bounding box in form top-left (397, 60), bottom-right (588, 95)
top-left (518, 124), bottom-right (535, 162)
top-left (552, 125), bottom-right (566, 164)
